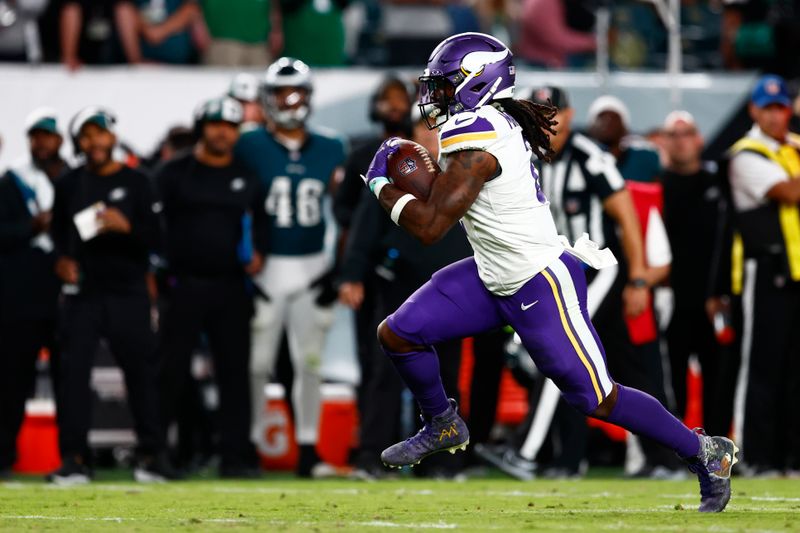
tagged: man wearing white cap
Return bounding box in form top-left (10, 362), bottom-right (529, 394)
top-left (156, 96), bottom-right (268, 479)
top-left (48, 107), bottom-right (175, 485)
top-left (0, 108), bottom-right (68, 478)
top-left (587, 94), bottom-right (681, 478)
top-left (660, 111), bottom-right (734, 439)
top-left (19, 108), bottom-right (71, 183)
top-left (587, 95), bottom-right (662, 184)
top-left (228, 72), bottom-right (266, 128)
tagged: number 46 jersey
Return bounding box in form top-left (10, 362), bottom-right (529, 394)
top-left (235, 127), bottom-right (347, 256)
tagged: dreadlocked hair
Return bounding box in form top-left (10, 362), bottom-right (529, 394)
top-left (493, 98), bottom-right (558, 163)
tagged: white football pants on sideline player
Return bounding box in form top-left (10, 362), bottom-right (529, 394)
top-left (250, 252), bottom-right (334, 445)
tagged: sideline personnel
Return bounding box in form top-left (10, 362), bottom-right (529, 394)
top-left (48, 107), bottom-right (169, 484)
top-left (156, 97), bottom-right (268, 478)
top-left (728, 74), bottom-right (800, 476)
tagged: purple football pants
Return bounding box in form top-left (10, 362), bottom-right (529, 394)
top-left (384, 253), bottom-right (700, 459)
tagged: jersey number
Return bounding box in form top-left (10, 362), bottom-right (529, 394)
top-left (265, 177), bottom-right (324, 228)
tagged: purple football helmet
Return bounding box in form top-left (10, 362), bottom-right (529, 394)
top-left (419, 32), bottom-right (516, 129)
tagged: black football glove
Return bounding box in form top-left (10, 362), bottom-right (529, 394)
top-left (310, 267), bottom-right (338, 307)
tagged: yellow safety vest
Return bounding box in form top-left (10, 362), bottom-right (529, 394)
top-left (729, 134), bottom-right (800, 282)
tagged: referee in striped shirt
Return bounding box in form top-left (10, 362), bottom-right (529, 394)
top-left (478, 87), bottom-right (672, 479)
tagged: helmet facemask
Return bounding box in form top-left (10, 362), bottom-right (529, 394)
top-left (418, 75), bottom-right (457, 130)
top-left (263, 85), bottom-right (311, 129)
top-left (260, 57), bottom-right (313, 130)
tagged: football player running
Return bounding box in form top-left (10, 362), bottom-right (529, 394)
top-left (362, 33), bottom-right (737, 512)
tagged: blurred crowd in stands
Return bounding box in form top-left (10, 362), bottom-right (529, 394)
top-left (0, 1), bottom-right (799, 75)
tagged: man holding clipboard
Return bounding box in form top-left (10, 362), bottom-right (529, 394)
top-left (48, 107), bottom-right (172, 485)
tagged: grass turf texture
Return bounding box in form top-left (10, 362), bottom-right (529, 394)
top-left (1, 474), bottom-right (798, 532)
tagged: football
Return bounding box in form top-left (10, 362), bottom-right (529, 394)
top-left (386, 139), bottom-right (440, 200)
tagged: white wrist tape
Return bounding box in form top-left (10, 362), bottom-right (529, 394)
top-left (390, 193), bottom-right (417, 225)
top-left (369, 176), bottom-right (390, 198)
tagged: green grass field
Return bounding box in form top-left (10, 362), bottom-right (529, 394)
top-left (1, 473), bottom-right (798, 532)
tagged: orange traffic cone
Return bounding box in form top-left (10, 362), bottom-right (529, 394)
top-left (14, 349), bottom-right (61, 474)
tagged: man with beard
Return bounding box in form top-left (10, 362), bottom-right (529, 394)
top-left (334, 75), bottom-right (413, 460)
top-left (334, 75), bottom-right (413, 233)
top-left (48, 107), bottom-right (172, 485)
top-left (0, 109), bottom-right (68, 478)
top-left (156, 97), bottom-right (268, 478)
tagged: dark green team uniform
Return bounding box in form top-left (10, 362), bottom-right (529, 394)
top-left (235, 127), bottom-right (347, 255)
top-left (617, 138), bottom-right (662, 183)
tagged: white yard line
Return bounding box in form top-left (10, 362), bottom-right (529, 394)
top-left (354, 521), bottom-right (458, 529)
top-left (749, 496), bottom-right (800, 502)
top-left (2, 516), bottom-right (128, 522)
top-left (544, 522), bottom-right (787, 533)
top-left (0, 515), bottom-right (250, 524)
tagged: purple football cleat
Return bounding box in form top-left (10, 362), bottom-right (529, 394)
top-left (381, 399), bottom-right (469, 468)
top-left (684, 428), bottom-right (739, 513)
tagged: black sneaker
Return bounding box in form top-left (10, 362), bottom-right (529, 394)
top-left (219, 464), bottom-right (262, 479)
top-left (473, 443), bottom-right (536, 481)
top-left (46, 456), bottom-right (92, 486)
top-left (134, 453), bottom-right (184, 483)
top-left (351, 452), bottom-right (394, 481)
top-left (540, 465), bottom-right (583, 480)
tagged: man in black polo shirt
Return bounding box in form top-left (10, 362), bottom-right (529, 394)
top-left (156, 97), bottom-right (268, 478)
top-left (48, 107), bottom-right (169, 485)
top-left (660, 110), bottom-right (734, 437)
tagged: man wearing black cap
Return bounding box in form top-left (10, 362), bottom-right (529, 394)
top-left (156, 97), bottom-right (268, 478)
top-left (727, 74), bottom-right (800, 476)
top-left (0, 108), bottom-right (68, 478)
top-left (48, 107), bottom-right (171, 485)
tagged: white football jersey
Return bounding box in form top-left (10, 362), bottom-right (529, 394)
top-left (438, 104), bottom-right (564, 296)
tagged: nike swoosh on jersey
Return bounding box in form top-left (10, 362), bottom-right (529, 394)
top-left (453, 115), bottom-right (478, 126)
top-left (521, 300), bottom-right (539, 311)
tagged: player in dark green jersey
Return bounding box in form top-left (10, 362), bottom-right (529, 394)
top-left (235, 57), bottom-right (348, 478)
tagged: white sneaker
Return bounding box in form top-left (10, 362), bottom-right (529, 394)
top-left (50, 472), bottom-right (91, 486)
top-left (310, 462), bottom-right (352, 479)
top-left (133, 468), bottom-right (167, 483)
top-left (46, 457), bottom-right (92, 486)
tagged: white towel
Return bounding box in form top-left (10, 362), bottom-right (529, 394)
top-left (559, 233), bottom-right (618, 270)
